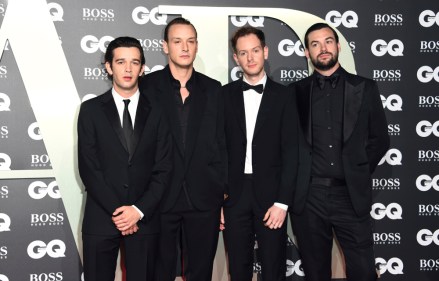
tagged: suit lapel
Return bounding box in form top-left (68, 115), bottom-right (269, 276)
top-left (343, 77), bottom-right (364, 143)
top-left (253, 78), bottom-right (276, 139)
top-left (130, 94), bottom-right (151, 160)
top-left (184, 74), bottom-right (207, 168)
top-left (232, 80), bottom-right (246, 137)
top-left (297, 79), bottom-right (313, 146)
top-left (102, 92), bottom-right (129, 153)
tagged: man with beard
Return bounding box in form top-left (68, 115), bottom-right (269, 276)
top-left (289, 23), bottom-right (389, 281)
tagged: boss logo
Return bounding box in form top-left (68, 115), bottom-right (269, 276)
top-left (80, 35), bottom-right (114, 54)
top-left (279, 69), bottom-right (309, 82)
top-left (378, 148), bottom-right (402, 166)
top-left (286, 259), bottom-right (305, 276)
top-left (381, 94), bottom-right (403, 111)
top-left (419, 96), bottom-right (439, 108)
top-left (0, 65), bottom-right (7, 77)
top-left (370, 203), bottom-right (403, 220)
top-left (253, 262), bottom-right (261, 274)
top-left (82, 8), bottom-right (115, 21)
top-left (372, 178), bottom-right (400, 190)
top-left (30, 272), bottom-right (63, 281)
top-left (47, 2), bottom-right (64, 22)
top-left (419, 259), bottom-right (439, 271)
top-left (0, 246), bottom-right (7, 259)
top-left (132, 6), bottom-right (167, 25)
top-left (417, 229), bottom-right (439, 246)
top-left (419, 204), bottom-right (439, 216)
top-left (416, 175), bottom-right (439, 191)
top-left (325, 10), bottom-right (358, 28)
top-left (28, 181), bottom-right (61, 200)
top-left (373, 232), bottom-right (401, 245)
top-left (31, 154), bottom-right (51, 167)
top-left (83, 67), bottom-right (109, 80)
top-left (419, 10), bottom-right (439, 27)
top-left (420, 41), bottom-right (439, 53)
top-left (416, 120), bottom-right (439, 137)
top-left (231, 16), bottom-right (264, 27)
top-left (418, 150), bottom-right (439, 162)
top-left (278, 39), bottom-right (305, 57)
top-left (349, 41), bottom-right (356, 53)
top-left (376, 257), bottom-right (404, 275)
top-left (31, 213), bottom-right (64, 226)
top-left (417, 66), bottom-right (439, 83)
top-left (0, 185), bottom-right (8, 198)
top-left (374, 14), bottom-right (403, 26)
top-left (0, 125), bottom-right (8, 138)
top-left (371, 39), bottom-right (404, 56)
top-left (387, 124), bottom-right (401, 136)
top-left (373, 69), bottom-right (401, 81)
top-left (137, 39), bottom-right (163, 51)
top-left (27, 240), bottom-right (66, 259)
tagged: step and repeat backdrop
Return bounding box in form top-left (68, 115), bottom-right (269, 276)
top-left (0, 0), bottom-right (438, 280)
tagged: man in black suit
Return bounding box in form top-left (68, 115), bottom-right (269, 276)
top-left (139, 18), bottom-right (226, 281)
top-left (78, 37), bottom-right (172, 281)
top-left (222, 27), bottom-right (298, 281)
top-left (289, 23), bottom-right (390, 281)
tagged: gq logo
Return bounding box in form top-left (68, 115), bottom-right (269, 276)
top-left (325, 10), bottom-right (358, 28)
top-left (0, 213), bottom-right (11, 232)
top-left (132, 6), bottom-right (167, 25)
top-left (419, 10), bottom-right (439, 27)
top-left (0, 274), bottom-right (9, 281)
top-left (378, 148), bottom-right (402, 166)
top-left (417, 229), bottom-right (439, 246)
top-left (370, 203), bottom-right (403, 220)
top-left (417, 66), bottom-right (439, 83)
top-left (82, 94), bottom-right (97, 102)
top-left (27, 239), bottom-right (66, 259)
top-left (376, 257), bottom-right (404, 275)
top-left (0, 153), bottom-right (12, 170)
top-left (416, 120), bottom-right (439, 137)
top-left (47, 2), bottom-right (64, 22)
top-left (381, 94), bottom-right (402, 111)
top-left (28, 181), bottom-right (61, 199)
top-left (80, 35), bottom-right (114, 54)
top-left (28, 122), bottom-right (43, 140)
top-left (371, 39), bottom-right (404, 56)
top-left (416, 175), bottom-right (439, 191)
top-left (0, 92), bottom-right (11, 111)
top-left (286, 259), bottom-right (305, 276)
top-left (231, 66), bottom-right (243, 81)
top-left (278, 39), bottom-right (305, 57)
top-left (231, 16), bottom-right (264, 27)
top-left (144, 65), bottom-right (164, 75)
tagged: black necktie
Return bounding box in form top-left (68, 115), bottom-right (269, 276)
top-left (122, 99), bottom-right (134, 153)
top-left (242, 81), bottom-right (264, 94)
top-left (317, 73), bottom-right (340, 90)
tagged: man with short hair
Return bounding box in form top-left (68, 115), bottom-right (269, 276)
top-left (78, 36), bottom-right (172, 281)
top-left (222, 26), bottom-right (298, 281)
top-left (140, 17), bottom-right (226, 281)
top-left (289, 23), bottom-right (389, 281)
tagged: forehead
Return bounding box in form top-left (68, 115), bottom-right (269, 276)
top-left (236, 34), bottom-right (262, 50)
top-left (112, 47), bottom-right (141, 60)
top-left (308, 27), bottom-right (336, 41)
top-left (168, 23), bottom-right (196, 38)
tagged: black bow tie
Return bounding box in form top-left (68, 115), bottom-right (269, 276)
top-left (317, 73), bottom-right (340, 90)
top-left (242, 82), bottom-right (264, 94)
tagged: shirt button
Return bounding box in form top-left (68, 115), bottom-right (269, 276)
top-left (328, 126), bottom-right (332, 130)
top-left (330, 162), bottom-right (334, 166)
top-left (329, 145), bottom-right (333, 148)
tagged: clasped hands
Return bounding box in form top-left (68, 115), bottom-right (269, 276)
top-left (112, 206), bottom-right (141, 236)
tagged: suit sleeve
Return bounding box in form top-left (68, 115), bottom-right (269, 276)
top-left (277, 89), bottom-right (299, 205)
top-left (133, 109), bottom-right (172, 221)
top-left (216, 82), bottom-right (228, 199)
top-left (366, 81), bottom-right (390, 173)
top-left (77, 102), bottom-right (122, 215)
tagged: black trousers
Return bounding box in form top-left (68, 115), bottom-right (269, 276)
top-left (155, 190), bottom-right (221, 281)
top-left (291, 184), bottom-right (377, 281)
top-left (224, 177), bottom-right (286, 281)
top-left (82, 232), bottom-right (158, 281)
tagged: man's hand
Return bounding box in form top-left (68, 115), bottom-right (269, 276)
top-left (112, 206), bottom-right (141, 232)
top-left (263, 205), bottom-right (287, 229)
top-left (219, 207), bottom-right (225, 231)
top-left (121, 224), bottom-right (139, 236)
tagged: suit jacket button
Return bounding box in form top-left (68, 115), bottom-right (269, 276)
top-left (123, 184), bottom-right (129, 189)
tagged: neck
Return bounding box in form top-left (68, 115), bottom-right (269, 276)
top-left (114, 86), bottom-right (137, 99)
top-left (169, 63), bottom-right (194, 86)
top-left (314, 62), bottom-right (340, 77)
top-left (243, 70), bottom-right (265, 85)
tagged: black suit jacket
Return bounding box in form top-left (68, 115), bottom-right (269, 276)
top-left (78, 90), bottom-right (172, 235)
top-left (223, 77), bottom-right (298, 209)
top-left (290, 67), bottom-right (390, 216)
top-left (139, 66), bottom-right (226, 212)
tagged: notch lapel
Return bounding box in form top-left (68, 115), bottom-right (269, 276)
top-left (232, 80), bottom-right (246, 137)
top-left (296, 80), bottom-right (313, 146)
top-left (102, 93), bottom-right (129, 153)
top-left (343, 78), bottom-right (364, 143)
top-left (130, 94), bottom-right (151, 160)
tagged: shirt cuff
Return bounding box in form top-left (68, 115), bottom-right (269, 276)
top-left (132, 205), bottom-right (144, 220)
top-left (274, 202), bottom-right (288, 211)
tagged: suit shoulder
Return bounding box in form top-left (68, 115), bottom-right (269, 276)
top-left (80, 91), bottom-right (109, 109)
top-left (195, 71), bottom-right (221, 88)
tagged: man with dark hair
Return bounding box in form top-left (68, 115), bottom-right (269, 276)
top-left (78, 36), bottom-right (172, 281)
top-left (139, 17), bottom-right (226, 281)
top-left (289, 23), bottom-right (389, 281)
top-left (222, 26), bottom-right (298, 281)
